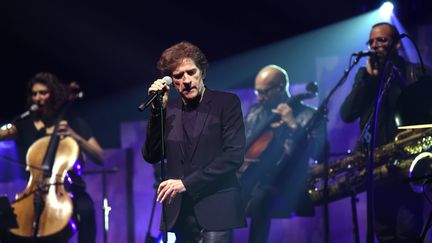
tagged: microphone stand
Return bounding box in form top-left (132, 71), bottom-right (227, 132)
top-left (139, 91), bottom-right (168, 243)
top-left (364, 43), bottom-right (399, 243)
top-left (156, 92), bottom-right (168, 243)
top-left (349, 187), bottom-right (360, 243)
top-left (144, 191), bottom-right (158, 243)
top-left (142, 93), bottom-right (169, 243)
top-left (309, 54), bottom-right (363, 243)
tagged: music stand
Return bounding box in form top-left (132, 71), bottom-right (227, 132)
top-left (83, 168), bottom-right (118, 243)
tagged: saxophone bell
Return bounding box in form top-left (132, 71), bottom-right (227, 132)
top-left (408, 152), bottom-right (432, 193)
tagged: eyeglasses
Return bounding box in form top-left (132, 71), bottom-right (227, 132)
top-left (366, 37), bottom-right (390, 47)
top-left (172, 69), bottom-right (198, 80)
top-left (254, 84), bottom-right (283, 96)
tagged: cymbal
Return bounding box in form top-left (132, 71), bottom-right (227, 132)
top-left (396, 75), bottom-right (432, 128)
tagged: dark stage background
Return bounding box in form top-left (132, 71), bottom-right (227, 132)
top-left (2, 1), bottom-right (432, 242)
top-left (1, 0), bottom-right (431, 148)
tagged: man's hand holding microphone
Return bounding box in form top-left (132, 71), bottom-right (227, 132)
top-left (137, 76), bottom-right (172, 111)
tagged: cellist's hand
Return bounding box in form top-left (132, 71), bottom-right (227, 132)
top-left (58, 120), bottom-right (105, 165)
top-left (271, 103), bottom-right (297, 129)
top-left (58, 120), bottom-right (80, 141)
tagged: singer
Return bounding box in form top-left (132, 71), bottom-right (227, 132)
top-left (142, 41), bottom-right (246, 243)
top-left (340, 22), bottom-right (430, 242)
top-left (0, 72), bottom-right (104, 243)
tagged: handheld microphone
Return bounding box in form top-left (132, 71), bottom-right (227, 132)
top-left (137, 76), bottom-right (173, 111)
top-left (352, 50), bottom-right (377, 57)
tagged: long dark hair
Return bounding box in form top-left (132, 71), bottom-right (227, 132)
top-left (26, 72), bottom-right (67, 119)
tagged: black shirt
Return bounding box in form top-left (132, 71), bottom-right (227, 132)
top-left (14, 116), bottom-right (93, 189)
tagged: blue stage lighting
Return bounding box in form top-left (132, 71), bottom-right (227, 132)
top-left (379, 1), bottom-right (394, 20)
top-left (157, 232), bottom-right (176, 243)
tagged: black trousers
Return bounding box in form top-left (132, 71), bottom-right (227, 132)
top-left (374, 182), bottom-right (423, 243)
top-left (247, 187), bottom-right (272, 243)
top-left (172, 197), bottom-right (232, 243)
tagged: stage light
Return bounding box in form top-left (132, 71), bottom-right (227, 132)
top-left (157, 232), bottom-right (176, 243)
top-left (379, 1), bottom-right (394, 20)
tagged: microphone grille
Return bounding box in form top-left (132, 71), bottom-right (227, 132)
top-left (30, 104), bottom-right (39, 111)
top-left (162, 76), bottom-right (173, 85)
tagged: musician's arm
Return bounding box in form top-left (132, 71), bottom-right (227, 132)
top-left (340, 67), bottom-right (378, 122)
top-left (73, 134), bottom-right (104, 166)
top-left (61, 119), bottom-right (104, 165)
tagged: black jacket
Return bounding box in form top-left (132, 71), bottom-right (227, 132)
top-left (143, 89), bottom-right (246, 231)
top-left (340, 56), bottom-right (428, 146)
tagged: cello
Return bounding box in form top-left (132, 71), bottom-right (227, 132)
top-left (7, 83), bottom-right (83, 242)
top-left (238, 82), bottom-right (319, 176)
top-left (238, 82), bottom-right (318, 202)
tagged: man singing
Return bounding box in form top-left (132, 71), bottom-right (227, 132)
top-left (142, 41), bottom-right (246, 243)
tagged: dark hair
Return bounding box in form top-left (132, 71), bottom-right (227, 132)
top-left (372, 22), bottom-right (401, 42)
top-left (157, 41), bottom-right (209, 78)
top-left (27, 72), bottom-right (67, 113)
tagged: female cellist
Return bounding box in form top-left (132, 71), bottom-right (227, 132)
top-left (0, 72), bottom-right (104, 243)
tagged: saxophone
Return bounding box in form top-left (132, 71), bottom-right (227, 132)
top-left (308, 128), bottom-right (432, 204)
